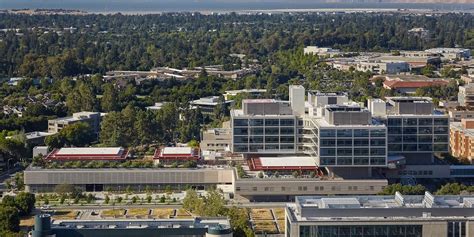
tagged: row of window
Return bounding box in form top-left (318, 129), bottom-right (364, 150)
top-left (320, 156), bottom-right (386, 166)
top-left (233, 144), bottom-right (295, 152)
top-left (234, 127), bottom-right (295, 135)
top-left (299, 225), bottom-right (423, 237)
top-left (233, 118), bottom-right (295, 127)
top-left (389, 144), bottom-right (448, 152)
top-left (319, 129), bottom-right (386, 138)
top-left (234, 136), bottom-right (295, 143)
top-left (387, 135), bottom-right (448, 143)
top-left (388, 126), bottom-right (449, 135)
top-left (387, 117), bottom-right (448, 126)
top-left (398, 170), bottom-right (434, 176)
top-left (320, 148), bottom-right (386, 156)
top-left (320, 138), bottom-right (386, 147)
top-left (237, 185), bottom-right (377, 192)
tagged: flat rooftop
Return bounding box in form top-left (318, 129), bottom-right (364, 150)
top-left (51, 217), bottom-right (230, 230)
top-left (249, 156), bottom-right (317, 171)
top-left (45, 147), bottom-right (128, 161)
top-left (288, 193), bottom-right (474, 222)
top-left (162, 147), bottom-right (193, 155)
top-left (56, 147), bottom-right (123, 155)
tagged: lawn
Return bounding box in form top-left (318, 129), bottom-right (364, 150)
top-left (277, 220), bottom-right (286, 233)
top-left (253, 221), bottom-right (278, 234)
top-left (126, 208), bottom-right (150, 217)
top-left (53, 210), bottom-right (79, 220)
top-left (151, 208), bottom-right (174, 218)
top-left (273, 208), bottom-right (285, 220)
top-left (250, 208), bottom-right (273, 220)
top-left (175, 208), bottom-right (192, 219)
top-left (20, 216), bottom-right (35, 228)
top-left (101, 209), bottom-right (126, 217)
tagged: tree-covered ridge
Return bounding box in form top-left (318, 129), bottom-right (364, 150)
top-left (1, 13), bottom-right (473, 77)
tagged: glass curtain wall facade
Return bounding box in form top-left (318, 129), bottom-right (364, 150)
top-left (386, 116), bottom-right (449, 154)
top-left (317, 126), bottom-right (387, 167)
top-left (232, 116), bottom-right (297, 153)
top-left (299, 225), bottom-right (423, 237)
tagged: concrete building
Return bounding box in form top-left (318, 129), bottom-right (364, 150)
top-left (355, 61), bottom-right (410, 74)
top-left (372, 75), bottom-right (449, 94)
top-left (286, 193), bottom-right (474, 237)
top-left (48, 111), bottom-right (101, 134)
top-left (425, 48), bottom-right (471, 60)
top-left (44, 147), bottom-right (129, 162)
top-left (231, 99), bottom-right (297, 154)
top-left (450, 119), bottom-right (474, 164)
top-left (448, 108), bottom-right (474, 122)
top-left (30, 214), bottom-right (232, 237)
top-left (369, 97), bottom-right (450, 165)
top-left (200, 128), bottom-right (232, 153)
top-left (223, 89), bottom-right (266, 100)
top-left (303, 46), bottom-right (341, 57)
top-left (24, 167), bottom-right (234, 192)
top-left (191, 96), bottom-right (233, 116)
top-left (153, 146), bottom-right (200, 164)
top-left (311, 104), bottom-right (387, 168)
top-left (458, 83), bottom-right (474, 108)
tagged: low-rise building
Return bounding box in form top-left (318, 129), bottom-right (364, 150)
top-left (372, 75), bottom-right (449, 94)
top-left (448, 107), bottom-right (474, 121)
top-left (458, 83), bottom-right (474, 108)
top-left (44, 147), bottom-right (129, 162)
top-left (48, 111), bottom-right (101, 134)
top-left (286, 193), bottom-right (474, 237)
top-left (29, 214), bottom-right (232, 237)
top-left (303, 46), bottom-right (341, 57)
top-left (450, 119), bottom-right (474, 164)
top-left (223, 89), bottom-right (266, 100)
top-left (146, 102), bottom-right (167, 111)
top-left (200, 128), bottom-right (232, 153)
top-left (191, 96), bottom-right (233, 116)
top-left (425, 47), bottom-right (471, 60)
top-left (153, 146), bottom-right (200, 164)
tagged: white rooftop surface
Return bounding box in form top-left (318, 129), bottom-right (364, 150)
top-left (56, 147), bottom-right (122, 155)
top-left (162, 147), bottom-right (193, 155)
top-left (259, 156), bottom-right (316, 167)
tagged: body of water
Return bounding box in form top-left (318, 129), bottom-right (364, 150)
top-left (1, 1), bottom-right (473, 13)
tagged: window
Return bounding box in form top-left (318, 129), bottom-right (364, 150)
top-left (234, 128), bottom-right (248, 135)
top-left (234, 145), bottom-right (248, 152)
top-left (265, 145), bottom-right (278, 150)
top-left (354, 148), bottom-right (369, 156)
top-left (388, 127), bottom-right (402, 134)
top-left (265, 136), bottom-right (279, 143)
top-left (280, 136), bottom-right (295, 143)
top-left (434, 135), bottom-right (448, 143)
top-left (388, 118), bottom-right (402, 126)
top-left (354, 139), bottom-right (369, 146)
top-left (248, 136), bottom-right (263, 143)
top-left (403, 144), bottom-right (417, 151)
top-left (249, 119), bottom-right (263, 126)
top-left (354, 129), bottom-right (370, 137)
top-left (434, 118), bottom-right (448, 126)
top-left (280, 119), bottom-right (294, 126)
top-left (418, 127), bottom-right (432, 134)
top-left (280, 127), bottom-right (294, 134)
top-left (370, 139), bottom-right (386, 146)
top-left (419, 118), bottom-right (433, 125)
top-left (370, 129), bottom-right (386, 137)
top-left (403, 135), bottom-right (417, 143)
top-left (233, 119), bottom-right (248, 126)
top-left (337, 139), bottom-right (353, 146)
top-left (249, 145), bottom-right (263, 152)
top-left (337, 157), bottom-right (353, 165)
top-left (371, 148), bottom-right (386, 156)
top-left (265, 119), bottom-right (279, 126)
top-left (434, 126), bottom-right (448, 134)
top-left (403, 118), bottom-right (418, 126)
top-left (320, 129), bottom-right (336, 137)
top-left (388, 135), bottom-right (402, 143)
top-left (320, 139), bottom-right (336, 147)
top-left (337, 129), bottom-right (352, 137)
top-left (234, 136), bottom-right (248, 143)
top-left (403, 127), bottom-right (418, 134)
top-left (418, 144), bottom-right (433, 151)
top-left (320, 148), bottom-right (336, 156)
top-left (337, 148), bottom-right (352, 156)
top-left (265, 127), bottom-right (279, 135)
top-left (371, 157), bottom-right (386, 165)
top-left (280, 144), bottom-right (294, 150)
top-left (250, 127), bottom-right (264, 135)
top-left (320, 157), bottom-right (336, 165)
